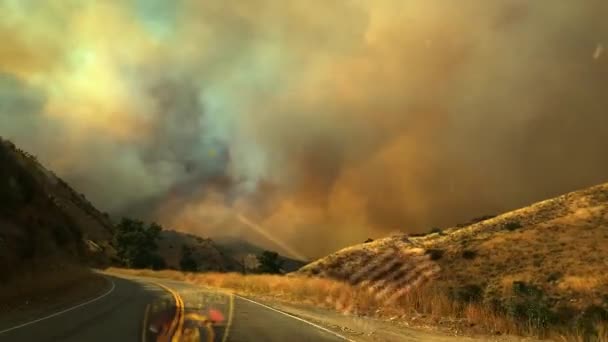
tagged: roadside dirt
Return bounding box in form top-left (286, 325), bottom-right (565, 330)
top-left (251, 297), bottom-right (544, 342)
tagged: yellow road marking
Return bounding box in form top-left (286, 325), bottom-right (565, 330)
top-left (141, 304), bottom-right (151, 342)
top-left (148, 282), bottom-right (234, 342)
top-left (221, 292), bottom-right (234, 342)
top-left (151, 282), bottom-right (185, 342)
top-left (172, 289), bottom-right (185, 342)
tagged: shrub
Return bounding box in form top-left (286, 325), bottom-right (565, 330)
top-left (505, 281), bottom-right (555, 330)
top-left (257, 250), bottom-right (283, 274)
top-left (512, 281), bottom-right (543, 298)
top-left (576, 305), bottom-right (608, 338)
top-left (462, 250), bottom-right (477, 260)
top-left (425, 248), bottom-right (444, 260)
top-left (505, 297), bottom-right (555, 329)
top-left (452, 284), bottom-right (484, 303)
top-left (504, 221), bottom-right (523, 231)
top-left (553, 305), bottom-right (577, 323)
top-left (546, 272), bottom-right (562, 283)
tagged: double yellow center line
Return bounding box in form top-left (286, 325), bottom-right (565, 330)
top-left (142, 281), bottom-right (234, 342)
top-left (144, 282), bottom-right (185, 342)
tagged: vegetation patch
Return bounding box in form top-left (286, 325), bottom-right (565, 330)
top-left (546, 272), bottom-right (562, 283)
top-left (503, 281), bottom-right (556, 331)
top-left (575, 305), bottom-right (608, 338)
top-left (451, 284), bottom-right (484, 303)
top-left (112, 218), bottom-right (166, 269)
top-left (256, 251), bottom-right (284, 274)
top-left (425, 248), bottom-right (444, 260)
top-left (462, 250), bottom-right (477, 260)
top-left (504, 221), bottom-right (523, 231)
top-left (179, 245), bottom-right (198, 271)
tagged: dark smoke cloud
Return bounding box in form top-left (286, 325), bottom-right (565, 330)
top-left (1, 1), bottom-right (607, 258)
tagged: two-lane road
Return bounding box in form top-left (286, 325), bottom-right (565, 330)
top-left (0, 274), bottom-right (348, 342)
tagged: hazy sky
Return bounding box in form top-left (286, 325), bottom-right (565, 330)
top-left (2, 0), bottom-right (607, 258)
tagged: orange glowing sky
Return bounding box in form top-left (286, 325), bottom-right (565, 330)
top-left (2, 1), bottom-right (608, 257)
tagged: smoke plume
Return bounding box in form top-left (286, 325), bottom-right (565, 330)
top-left (2, 0), bottom-right (607, 258)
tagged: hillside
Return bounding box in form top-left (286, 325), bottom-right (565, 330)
top-left (0, 137), bottom-right (295, 275)
top-left (298, 183), bottom-right (608, 331)
top-left (157, 230), bottom-right (241, 272)
top-left (214, 236), bottom-right (307, 273)
top-left (0, 137), bottom-right (116, 280)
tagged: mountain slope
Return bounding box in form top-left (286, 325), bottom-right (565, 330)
top-left (298, 182), bottom-right (608, 328)
top-left (214, 236), bottom-right (307, 273)
top-left (0, 137), bottom-right (115, 279)
top-left (157, 230), bottom-right (241, 272)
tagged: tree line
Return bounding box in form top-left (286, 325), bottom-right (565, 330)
top-left (111, 218), bottom-right (283, 274)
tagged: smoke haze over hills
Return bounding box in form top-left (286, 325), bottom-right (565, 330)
top-left (2, 0), bottom-right (607, 257)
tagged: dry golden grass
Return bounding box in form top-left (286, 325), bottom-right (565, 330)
top-left (111, 267), bottom-right (608, 340)
top-left (110, 267), bottom-right (520, 336)
top-left (112, 267), bottom-right (608, 341)
top-left (110, 267), bottom-right (373, 310)
top-left (557, 276), bottom-right (607, 293)
top-left (556, 324), bottom-right (608, 342)
top-left (296, 183), bottom-right (608, 340)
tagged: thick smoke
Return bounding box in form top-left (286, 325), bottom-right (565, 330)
top-left (1, 1), bottom-right (607, 258)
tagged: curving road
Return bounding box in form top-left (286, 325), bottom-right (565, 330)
top-left (0, 274), bottom-right (348, 342)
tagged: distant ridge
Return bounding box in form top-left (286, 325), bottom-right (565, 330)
top-left (214, 236), bottom-right (308, 273)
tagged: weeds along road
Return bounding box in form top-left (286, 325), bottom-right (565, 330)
top-left (0, 273), bottom-right (347, 342)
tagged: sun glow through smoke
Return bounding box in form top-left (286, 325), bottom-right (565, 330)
top-left (237, 214), bottom-right (307, 262)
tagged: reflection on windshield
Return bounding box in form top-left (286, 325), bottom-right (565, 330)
top-left (143, 288), bottom-right (232, 342)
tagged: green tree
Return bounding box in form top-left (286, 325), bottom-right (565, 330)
top-left (179, 245), bottom-right (198, 272)
top-left (257, 250), bottom-right (283, 274)
top-left (113, 218), bottom-right (165, 269)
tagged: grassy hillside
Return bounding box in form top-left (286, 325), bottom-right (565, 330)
top-left (298, 183), bottom-right (608, 336)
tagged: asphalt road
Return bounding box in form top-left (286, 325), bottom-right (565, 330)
top-left (0, 274), bottom-right (347, 342)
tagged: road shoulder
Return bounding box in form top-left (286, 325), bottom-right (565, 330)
top-left (244, 297), bottom-right (538, 342)
top-left (0, 271), bottom-right (110, 331)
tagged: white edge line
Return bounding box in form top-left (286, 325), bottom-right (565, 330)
top-left (0, 277), bottom-right (116, 335)
top-left (234, 294), bottom-right (356, 342)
